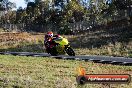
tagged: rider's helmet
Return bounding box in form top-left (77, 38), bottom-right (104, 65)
top-left (45, 31), bottom-right (53, 41)
top-left (47, 31), bottom-right (53, 38)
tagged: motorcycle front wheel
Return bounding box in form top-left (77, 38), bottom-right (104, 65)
top-left (65, 47), bottom-right (75, 56)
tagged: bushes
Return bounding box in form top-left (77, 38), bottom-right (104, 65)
top-left (57, 24), bottom-right (74, 35)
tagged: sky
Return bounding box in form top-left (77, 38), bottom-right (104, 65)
top-left (8, 0), bottom-right (91, 10)
top-left (9, 0), bottom-right (90, 9)
top-left (9, 0), bottom-right (27, 9)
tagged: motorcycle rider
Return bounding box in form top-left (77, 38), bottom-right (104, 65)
top-left (44, 31), bottom-right (60, 53)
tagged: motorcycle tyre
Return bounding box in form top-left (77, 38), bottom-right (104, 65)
top-left (65, 47), bottom-right (75, 56)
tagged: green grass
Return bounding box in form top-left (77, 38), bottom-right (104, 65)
top-left (0, 55), bottom-right (132, 88)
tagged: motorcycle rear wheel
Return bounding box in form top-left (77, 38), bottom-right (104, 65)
top-left (65, 47), bottom-right (75, 56)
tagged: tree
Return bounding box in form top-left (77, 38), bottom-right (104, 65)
top-left (16, 7), bottom-right (25, 23)
top-left (0, 0), bottom-right (16, 11)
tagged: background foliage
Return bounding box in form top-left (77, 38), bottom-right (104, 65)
top-left (0, 0), bottom-right (132, 34)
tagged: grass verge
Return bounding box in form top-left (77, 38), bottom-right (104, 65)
top-left (0, 55), bottom-right (132, 88)
top-left (0, 32), bottom-right (132, 57)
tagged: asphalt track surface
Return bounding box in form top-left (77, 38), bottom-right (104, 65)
top-left (0, 52), bottom-right (132, 66)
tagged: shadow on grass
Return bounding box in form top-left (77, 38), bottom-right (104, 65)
top-left (70, 24), bottom-right (132, 49)
top-left (0, 43), bottom-right (45, 53)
